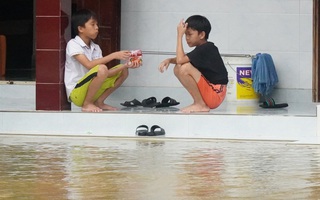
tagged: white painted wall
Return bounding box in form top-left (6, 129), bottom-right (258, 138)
top-left (120, 0), bottom-right (313, 102)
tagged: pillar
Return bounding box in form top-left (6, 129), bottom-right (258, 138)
top-left (35, 0), bottom-right (71, 110)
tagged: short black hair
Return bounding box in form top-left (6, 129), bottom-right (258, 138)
top-left (72, 9), bottom-right (98, 35)
top-left (185, 15), bottom-right (211, 40)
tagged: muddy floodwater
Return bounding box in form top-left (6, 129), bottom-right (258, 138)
top-left (1, 136), bottom-right (320, 200)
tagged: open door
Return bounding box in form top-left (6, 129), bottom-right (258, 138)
top-left (0, 0), bottom-right (34, 81)
top-left (72, 0), bottom-right (121, 68)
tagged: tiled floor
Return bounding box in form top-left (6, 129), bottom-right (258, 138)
top-left (0, 95), bottom-right (317, 117)
top-left (0, 81), bottom-right (317, 116)
top-left (0, 83), bottom-right (319, 144)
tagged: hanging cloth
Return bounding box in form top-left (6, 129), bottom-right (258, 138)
top-left (251, 53), bottom-right (278, 96)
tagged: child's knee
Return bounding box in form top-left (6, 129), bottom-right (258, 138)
top-left (174, 64), bottom-right (182, 76)
top-left (174, 63), bottom-right (190, 76)
top-left (97, 64), bottom-right (109, 78)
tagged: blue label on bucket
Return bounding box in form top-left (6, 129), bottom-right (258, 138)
top-left (236, 67), bottom-right (258, 99)
top-left (237, 67), bottom-right (251, 84)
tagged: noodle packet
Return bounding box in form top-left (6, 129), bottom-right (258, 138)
top-left (128, 50), bottom-right (142, 65)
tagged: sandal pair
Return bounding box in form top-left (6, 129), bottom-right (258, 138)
top-left (121, 97), bottom-right (180, 108)
top-left (141, 96), bottom-right (180, 108)
top-left (135, 125), bottom-right (165, 136)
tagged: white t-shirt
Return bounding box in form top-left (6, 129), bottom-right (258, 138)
top-left (64, 36), bottom-right (102, 99)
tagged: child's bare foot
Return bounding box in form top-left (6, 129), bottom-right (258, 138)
top-left (181, 103), bottom-right (210, 113)
top-left (82, 104), bottom-right (103, 112)
top-left (96, 103), bottom-right (118, 111)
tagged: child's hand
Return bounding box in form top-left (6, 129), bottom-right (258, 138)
top-left (125, 61), bottom-right (142, 69)
top-left (177, 19), bottom-right (187, 37)
top-left (115, 50), bottom-right (131, 60)
top-left (158, 59), bottom-right (170, 73)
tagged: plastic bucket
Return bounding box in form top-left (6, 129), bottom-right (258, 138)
top-left (223, 56), bottom-right (259, 102)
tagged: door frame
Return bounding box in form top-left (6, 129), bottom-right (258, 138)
top-left (313, 0), bottom-right (320, 101)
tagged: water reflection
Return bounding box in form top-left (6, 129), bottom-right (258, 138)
top-left (0, 136), bottom-right (320, 199)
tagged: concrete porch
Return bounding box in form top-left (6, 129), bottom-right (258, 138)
top-left (0, 82), bottom-right (319, 144)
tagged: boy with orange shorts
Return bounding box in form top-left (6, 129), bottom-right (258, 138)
top-left (158, 15), bottom-right (228, 113)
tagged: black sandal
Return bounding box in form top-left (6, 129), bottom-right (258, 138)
top-left (141, 97), bottom-right (160, 108)
top-left (259, 97), bottom-right (288, 108)
top-left (147, 125), bottom-right (165, 136)
top-left (156, 96), bottom-right (180, 108)
top-left (135, 125), bottom-right (148, 136)
top-left (120, 99), bottom-right (142, 107)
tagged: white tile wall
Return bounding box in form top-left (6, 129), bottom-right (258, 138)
top-left (120, 0), bottom-right (313, 98)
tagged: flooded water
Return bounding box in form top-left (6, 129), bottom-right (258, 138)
top-left (1, 136), bottom-right (320, 200)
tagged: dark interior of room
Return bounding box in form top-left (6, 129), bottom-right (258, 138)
top-left (0, 0), bottom-right (34, 81)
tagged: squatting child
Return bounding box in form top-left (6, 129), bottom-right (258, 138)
top-left (158, 15), bottom-right (228, 113)
top-left (64, 9), bottom-right (141, 112)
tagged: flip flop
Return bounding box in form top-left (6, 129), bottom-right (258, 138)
top-left (135, 125), bottom-right (148, 136)
top-left (141, 97), bottom-right (160, 108)
top-left (260, 102), bottom-right (288, 108)
top-left (156, 96), bottom-right (180, 108)
top-left (147, 125), bottom-right (165, 136)
top-left (120, 99), bottom-right (142, 107)
top-left (259, 98), bottom-right (288, 108)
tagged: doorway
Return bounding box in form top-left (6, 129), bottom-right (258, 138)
top-left (0, 0), bottom-right (35, 81)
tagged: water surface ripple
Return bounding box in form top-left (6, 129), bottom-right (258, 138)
top-left (1, 136), bottom-right (320, 200)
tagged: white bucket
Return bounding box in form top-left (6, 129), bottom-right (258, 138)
top-left (223, 56), bottom-right (259, 102)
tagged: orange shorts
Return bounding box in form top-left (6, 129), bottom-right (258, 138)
top-left (197, 75), bottom-right (227, 109)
